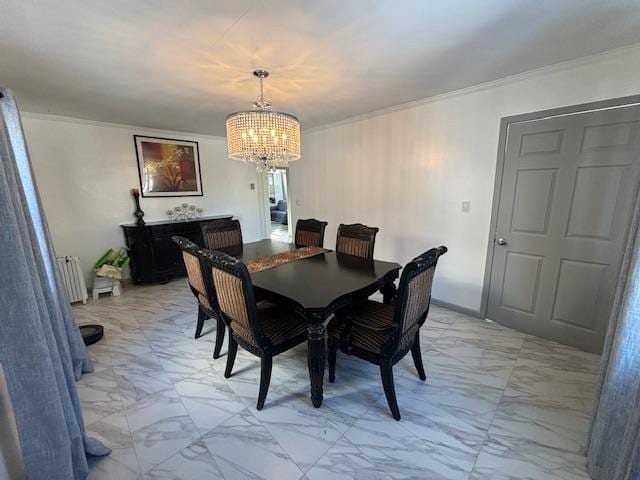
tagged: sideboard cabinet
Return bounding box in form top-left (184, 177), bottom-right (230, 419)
top-left (121, 215), bottom-right (233, 284)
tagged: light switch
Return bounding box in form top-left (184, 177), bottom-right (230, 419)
top-left (461, 201), bottom-right (471, 213)
top-left (295, 199), bottom-right (301, 206)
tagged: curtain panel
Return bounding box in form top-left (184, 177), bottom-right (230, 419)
top-left (0, 89), bottom-right (109, 479)
top-left (587, 187), bottom-right (640, 480)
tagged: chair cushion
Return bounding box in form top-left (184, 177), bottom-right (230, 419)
top-left (258, 307), bottom-right (308, 347)
top-left (328, 301), bottom-right (395, 354)
top-left (256, 299), bottom-right (276, 310)
top-left (198, 296), bottom-right (272, 318)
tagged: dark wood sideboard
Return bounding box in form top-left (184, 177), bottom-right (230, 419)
top-left (121, 215), bottom-right (233, 285)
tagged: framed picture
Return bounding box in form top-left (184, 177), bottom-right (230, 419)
top-left (134, 135), bottom-right (203, 197)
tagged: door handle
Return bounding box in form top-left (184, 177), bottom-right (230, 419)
top-left (496, 237), bottom-right (507, 246)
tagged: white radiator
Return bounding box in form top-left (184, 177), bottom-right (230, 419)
top-left (56, 256), bottom-right (88, 304)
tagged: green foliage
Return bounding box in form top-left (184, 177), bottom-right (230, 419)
top-left (94, 248), bottom-right (113, 270)
top-left (94, 247), bottom-right (130, 271)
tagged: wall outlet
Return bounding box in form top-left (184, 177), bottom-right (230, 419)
top-left (462, 201), bottom-right (471, 213)
top-left (250, 183), bottom-right (255, 190)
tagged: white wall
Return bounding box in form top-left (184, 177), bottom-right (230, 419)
top-left (290, 44), bottom-right (640, 312)
top-left (21, 114), bottom-right (262, 282)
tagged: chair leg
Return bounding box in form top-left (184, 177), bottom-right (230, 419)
top-left (195, 307), bottom-right (207, 339)
top-left (257, 356), bottom-right (273, 411)
top-left (225, 335), bottom-right (237, 378)
top-left (380, 362), bottom-right (401, 421)
top-left (411, 333), bottom-right (426, 381)
top-left (213, 317), bottom-right (226, 359)
top-left (328, 338), bottom-right (337, 383)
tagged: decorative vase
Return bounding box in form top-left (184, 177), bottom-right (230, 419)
top-left (131, 188), bottom-right (145, 226)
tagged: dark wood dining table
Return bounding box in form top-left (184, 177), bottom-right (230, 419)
top-left (218, 239), bottom-right (401, 408)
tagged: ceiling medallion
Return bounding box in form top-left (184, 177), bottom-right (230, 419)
top-left (225, 70), bottom-right (301, 172)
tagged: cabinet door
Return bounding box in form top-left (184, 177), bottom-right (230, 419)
top-left (151, 234), bottom-right (182, 275)
top-left (122, 227), bottom-right (154, 284)
top-left (151, 224), bottom-right (201, 277)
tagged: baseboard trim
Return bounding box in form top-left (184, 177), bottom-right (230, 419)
top-left (431, 298), bottom-right (485, 319)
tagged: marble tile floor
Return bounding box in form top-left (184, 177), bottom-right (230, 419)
top-left (271, 223), bottom-right (290, 242)
top-left (75, 280), bottom-right (601, 480)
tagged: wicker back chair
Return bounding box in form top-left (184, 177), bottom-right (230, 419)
top-left (171, 236), bottom-right (227, 358)
top-left (201, 218), bottom-right (243, 250)
top-left (328, 246), bottom-right (448, 420)
top-left (335, 223), bottom-right (379, 259)
top-left (295, 218), bottom-right (328, 248)
top-left (202, 249), bottom-right (308, 410)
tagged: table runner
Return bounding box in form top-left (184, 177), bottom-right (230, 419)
top-left (247, 246), bottom-right (330, 273)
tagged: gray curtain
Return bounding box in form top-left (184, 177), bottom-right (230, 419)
top-left (587, 188), bottom-right (640, 480)
top-left (0, 89), bottom-right (109, 479)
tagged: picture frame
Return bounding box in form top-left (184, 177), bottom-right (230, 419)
top-left (134, 135), bottom-right (203, 197)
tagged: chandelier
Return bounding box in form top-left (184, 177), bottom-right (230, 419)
top-left (226, 70), bottom-right (301, 172)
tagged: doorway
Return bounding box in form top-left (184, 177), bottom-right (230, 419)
top-left (483, 98), bottom-right (640, 353)
top-left (267, 168), bottom-right (291, 242)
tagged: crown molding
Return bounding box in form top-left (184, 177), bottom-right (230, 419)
top-left (19, 111), bottom-right (227, 141)
top-left (302, 42), bottom-right (640, 135)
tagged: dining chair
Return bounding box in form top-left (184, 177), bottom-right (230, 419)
top-left (327, 246), bottom-right (448, 420)
top-left (203, 249), bottom-right (308, 410)
top-left (171, 235), bottom-right (227, 358)
top-left (295, 218), bottom-right (328, 248)
top-left (201, 218), bottom-right (243, 250)
top-left (335, 223), bottom-right (379, 259)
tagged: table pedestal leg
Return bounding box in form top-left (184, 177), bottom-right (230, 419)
top-left (381, 279), bottom-right (398, 305)
top-left (307, 321), bottom-right (326, 408)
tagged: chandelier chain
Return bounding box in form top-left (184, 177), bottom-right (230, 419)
top-left (259, 76), bottom-right (265, 104)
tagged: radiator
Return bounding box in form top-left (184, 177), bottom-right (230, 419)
top-left (56, 256), bottom-right (88, 304)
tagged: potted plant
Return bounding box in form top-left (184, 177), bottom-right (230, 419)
top-left (92, 247), bottom-right (130, 299)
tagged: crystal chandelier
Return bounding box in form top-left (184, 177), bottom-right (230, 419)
top-left (226, 70), bottom-right (301, 172)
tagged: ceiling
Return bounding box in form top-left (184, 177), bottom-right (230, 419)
top-left (2, 0), bottom-right (640, 135)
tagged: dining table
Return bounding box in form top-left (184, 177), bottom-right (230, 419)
top-left (218, 239), bottom-right (401, 408)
